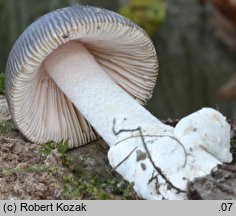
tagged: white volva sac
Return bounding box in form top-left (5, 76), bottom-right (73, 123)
top-left (109, 108), bottom-right (232, 199)
top-left (6, 6), bottom-right (233, 200)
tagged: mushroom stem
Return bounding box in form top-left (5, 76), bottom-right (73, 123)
top-left (44, 40), bottom-right (173, 146)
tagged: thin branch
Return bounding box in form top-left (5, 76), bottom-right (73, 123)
top-left (112, 119), bottom-right (186, 194)
top-left (138, 127), bottom-right (186, 193)
top-left (112, 119), bottom-right (140, 135)
top-left (111, 146), bottom-right (138, 171)
top-left (114, 134), bottom-right (187, 168)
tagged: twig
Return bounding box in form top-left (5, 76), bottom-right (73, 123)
top-left (112, 119), bottom-right (140, 135)
top-left (111, 146), bottom-right (138, 171)
top-left (112, 119), bottom-right (186, 194)
top-left (114, 134), bottom-right (187, 168)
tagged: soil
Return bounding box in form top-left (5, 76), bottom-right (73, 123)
top-left (187, 164), bottom-right (236, 199)
top-left (0, 96), bottom-right (138, 200)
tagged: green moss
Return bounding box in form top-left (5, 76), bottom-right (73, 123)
top-left (41, 139), bottom-right (69, 156)
top-left (2, 166), bottom-right (56, 176)
top-left (44, 139), bottom-right (69, 155)
top-left (62, 175), bottom-right (112, 199)
top-left (62, 173), bottom-right (138, 200)
top-left (0, 120), bottom-right (16, 135)
top-left (41, 140), bottom-right (138, 199)
top-left (61, 159), bottom-right (138, 200)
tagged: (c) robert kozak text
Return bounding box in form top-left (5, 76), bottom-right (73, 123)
top-left (20, 202), bottom-right (87, 212)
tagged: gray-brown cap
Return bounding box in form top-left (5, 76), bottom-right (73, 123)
top-left (5, 6), bottom-right (158, 148)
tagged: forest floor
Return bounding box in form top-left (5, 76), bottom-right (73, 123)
top-left (0, 95), bottom-right (138, 200)
top-left (0, 95), bottom-right (235, 200)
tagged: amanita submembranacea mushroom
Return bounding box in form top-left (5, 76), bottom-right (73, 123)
top-left (5, 6), bottom-right (232, 199)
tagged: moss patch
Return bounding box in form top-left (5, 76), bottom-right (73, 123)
top-left (0, 119), bottom-right (23, 139)
top-left (41, 140), bottom-right (139, 200)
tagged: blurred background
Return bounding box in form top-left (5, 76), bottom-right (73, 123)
top-left (0, 0), bottom-right (236, 121)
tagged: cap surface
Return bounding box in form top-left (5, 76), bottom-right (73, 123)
top-left (5, 6), bottom-right (158, 147)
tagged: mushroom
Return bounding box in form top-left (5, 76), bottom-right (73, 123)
top-left (5, 6), bottom-right (232, 199)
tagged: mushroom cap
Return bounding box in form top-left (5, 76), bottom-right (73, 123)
top-left (5, 6), bottom-right (158, 148)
